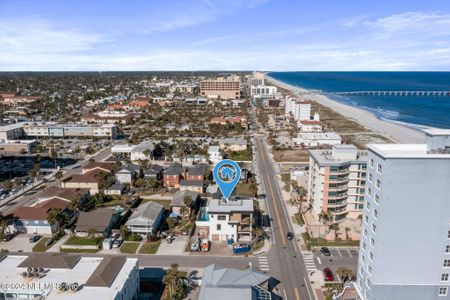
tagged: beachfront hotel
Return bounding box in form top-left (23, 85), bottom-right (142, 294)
top-left (308, 145), bottom-right (367, 221)
top-left (356, 129), bottom-right (450, 300)
top-left (200, 76), bottom-right (241, 99)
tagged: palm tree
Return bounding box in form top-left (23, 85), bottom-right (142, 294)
top-left (330, 223), bottom-right (340, 241)
top-left (163, 263), bottom-right (185, 300)
top-left (183, 195), bottom-right (193, 218)
top-left (179, 206), bottom-right (188, 220)
top-left (55, 170), bottom-right (63, 185)
top-left (0, 213), bottom-right (10, 240)
top-left (344, 226), bottom-right (351, 241)
top-left (47, 208), bottom-right (68, 237)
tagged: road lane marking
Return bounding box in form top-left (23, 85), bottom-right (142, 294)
top-left (347, 249), bottom-right (352, 257)
top-left (295, 287), bottom-right (301, 300)
top-left (257, 140), bottom-right (286, 245)
top-left (317, 257), bottom-right (322, 265)
top-left (283, 289), bottom-right (288, 300)
top-left (303, 277), bottom-right (313, 300)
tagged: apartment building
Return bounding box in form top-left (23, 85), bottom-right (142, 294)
top-left (285, 97), bottom-right (311, 121)
top-left (250, 85), bottom-right (278, 98)
top-left (200, 77), bottom-right (241, 99)
top-left (356, 129), bottom-right (450, 300)
top-left (308, 145), bottom-right (367, 221)
top-left (247, 71), bottom-right (265, 87)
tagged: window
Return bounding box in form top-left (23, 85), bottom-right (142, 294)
top-left (368, 173), bottom-right (373, 182)
top-left (369, 252), bottom-right (374, 261)
top-left (218, 215), bottom-right (226, 221)
top-left (366, 201), bottom-right (371, 210)
top-left (448, 230), bottom-right (450, 239)
top-left (362, 242), bottom-right (366, 251)
top-left (363, 228), bottom-right (368, 237)
top-left (446, 245), bottom-right (450, 253)
top-left (373, 209), bottom-right (378, 219)
top-left (366, 278), bottom-right (372, 289)
top-left (368, 187), bottom-right (372, 196)
top-left (376, 179), bottom-right (381, 189)
top-left (439, 287), bottom-right (448, 296)
top-left (370, 159), bottom-right (374, 167)
top-left (374, 194), bottom-right (380, 204)
top-left (365, 215), bottom-right (369, 224)
top-left (377, 164), bottom-right (382, 174)
top-left (370, 237), bottom-right (375, 247)
top-left (216, 224), bottom-right (221, 231)
top-left (444, 259), bottom-right (450, 267)
top-left (372, 224), bottom-right (377, 233)
top-left (367, 265), bottom-right (372, 274)
top-left (442, 274), bottom-right (449, 282)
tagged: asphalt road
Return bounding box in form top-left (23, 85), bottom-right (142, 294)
top-left (255, 137), bottom-right (314, 300)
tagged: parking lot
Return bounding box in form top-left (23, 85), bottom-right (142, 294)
top-left (312, 247), bottom-right (359, 276)
top-left (0, 234), bottom-right (43, 252)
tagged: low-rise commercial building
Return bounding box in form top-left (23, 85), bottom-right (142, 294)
top-left (293, 132), bottom-right (342, 148)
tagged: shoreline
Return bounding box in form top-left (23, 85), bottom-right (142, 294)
top-left (266, 75), bottom-right (426, 144)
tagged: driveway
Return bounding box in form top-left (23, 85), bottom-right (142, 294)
top-left (157, 236), bottom-right (189, 255)
top-left (0, 234), bottom-right (40, 252)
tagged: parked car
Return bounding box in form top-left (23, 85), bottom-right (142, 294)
top-left (191, 238), bottom-right (201, 252)
top-left (201, 239), bottom-right (210, 252)
top-left (323, 268), bottom-right (334, 282)
top-left (113, 239), bottom-right (123, 248)
top-left (287, 232), bottom-right (294, 240)
top-left (2, 233), bottom-right (15, 242)
top-left (29, 234), bottom-right (41, 243)
top-left (321, 247), bottom-right (331, 256)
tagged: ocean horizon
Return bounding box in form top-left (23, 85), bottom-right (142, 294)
top-left (268, 71), bottom-right (450, 129)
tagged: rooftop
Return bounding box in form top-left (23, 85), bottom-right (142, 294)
top-left (207, 197), bottom-right (254, 213)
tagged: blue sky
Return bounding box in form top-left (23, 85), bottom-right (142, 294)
top-left (1, 0), bottom-right (450, 71)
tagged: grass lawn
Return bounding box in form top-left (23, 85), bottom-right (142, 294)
top-left (236, 182), bottom-right (256, 197)
top-left (273, 149), bottom-right (309, 162)
top-left (294, 212), bottom-right (304, 226)
top-left (120, 242), bottom-right (140, 254)
top-left (138, 240), bottom-right (161, 254)
top-left (227, 150), bottom-right (251, 161)
top-left (32, 237), bottom-right (54, 252)
top-left (65, 236), bottom-right (102, 246)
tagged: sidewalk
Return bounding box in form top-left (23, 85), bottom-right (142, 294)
top-left (46, 235), bottom-right (70, 253)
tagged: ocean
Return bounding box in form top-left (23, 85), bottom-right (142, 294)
top-left (268, 72), bottom-right (450, 129)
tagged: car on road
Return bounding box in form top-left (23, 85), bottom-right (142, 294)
top-left (29, 234), bottom-right (41, 243)
top-left (287, 232), bottom-right (294, 240)
top-left (321, 247), bottom-right (331, 256)
top-left (323, 268), bottom-right (334, 282)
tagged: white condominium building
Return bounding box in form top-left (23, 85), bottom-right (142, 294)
top-left (250, 85), bottom-right (278, 98)
top-left (285, 97), bottom-right (311, 121)
top-left (308, 145), bottom-right (367, 221)
top-left (356, 129), bottom-right (450, 300)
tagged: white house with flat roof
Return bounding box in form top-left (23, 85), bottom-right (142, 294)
top-left (208, 145), bottom-right (222, 164)
top-left (196, 196), bottom-right (253, 243)
top-left (0, 254), bottom-right (139, 300)
top-left (355, 129), bottom-right (450, 300)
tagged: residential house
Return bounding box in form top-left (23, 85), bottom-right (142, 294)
top-left (61, 169), bottom-right (110, 194)
top-left (199, 264), bottom-right (274, 300)
top-left (82, 162), bottom-right (115, 174)
top-left (208, 146), bottom-right (222, 164)
top-left (125, 202), bottom-right (165, 237)
top-left (220, 137), bottom-right (247, 152)
top-left (163, 163), bottom-right (184, 188)
top-left (196, 196), bottom-right (253, 242)
top-left (10, 200), bottom-right (76, 235)
top-left (105, 183), bottom-right (125, 196)
top-left (171, 190), bottom-right (199, 217)
top-left (144, 164), bottom-right (163, 180)
top-left (36, 187), bottom-right (90, 207)
top-left (185, 164), bottom-right (206, 181)
top-left (180, 180), bottom-right (204, 193)
top-left (116, 164), bottom-right (140, 185)
top-left (74, 208), bottom-right (119, 237)
top-left (130, 140), bottom-right (155, 161)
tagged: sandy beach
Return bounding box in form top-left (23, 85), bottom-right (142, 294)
top-left (266, 75), bottom-right (426, 144)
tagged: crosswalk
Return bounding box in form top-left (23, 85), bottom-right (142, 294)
top-left (257, 255), bottom-right (270, 272)
top-left (302, 252), bottom-right (317, 273)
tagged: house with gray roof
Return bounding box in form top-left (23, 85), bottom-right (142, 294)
top-left (144, 164), bottom-right (164, 180)
top-left (220, 137), bottom-right (248, 152)
top-left (125, 201), bottom-right (165, 237)
top-left (171, 190), bottom-right (199, 216)
top-left (116, 164), bottom-right (140, 184)
top-left (199, 264), bottom-right (274, 300)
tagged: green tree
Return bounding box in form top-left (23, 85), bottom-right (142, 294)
top-left (47, 208), bottom-right (69, 237)
top-left (330, 223), bottom-right (340, 240)
top-left (162, 263), bottom-right (186, 300)
top-left (55, 170), bottom-right (63, 185)
top-left (183, 195), bottom-right (193, 218)
top-left (0, 213), bottom-right (10, 240)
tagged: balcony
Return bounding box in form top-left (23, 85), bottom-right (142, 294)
top-left (238, 224), bottom-right (251, 232)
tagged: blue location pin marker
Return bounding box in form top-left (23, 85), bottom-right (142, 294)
top-left (213, 159), bottom-right (241, 200)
